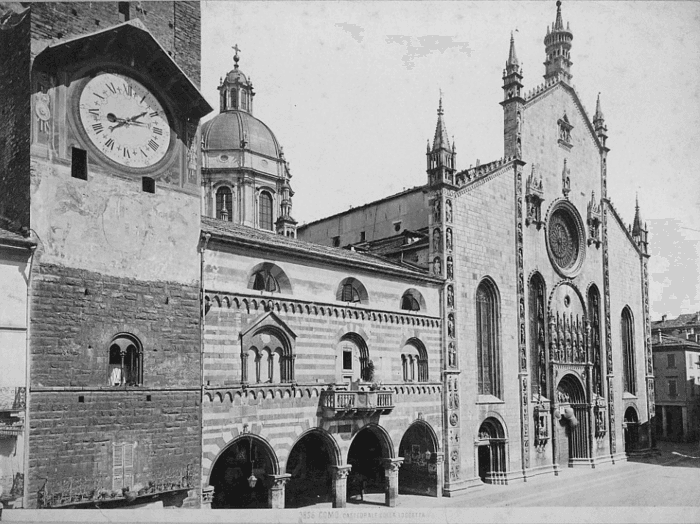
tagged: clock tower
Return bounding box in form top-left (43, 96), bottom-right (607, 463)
top-left (0, 2), bottom-right (212, 508)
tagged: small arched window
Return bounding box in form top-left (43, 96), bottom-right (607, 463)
top-left (476, 279), bottom-right (501, 398)
top-left (252, 270), bottom-right (280, 292)
top-left (259, 191), bottom-right (273, 231)
top-left (401, 338), bottom-right (428, 382)
top-left (108, 334), bottom-right (143, 386)
top-left (400, 289), bottom-right (425, 312)
top-left (621, 307), bottom-right (636, 395)
top-left (336, 278), bottom-right (368, 305)
top-left (216, 186), bottom-right (233, 221)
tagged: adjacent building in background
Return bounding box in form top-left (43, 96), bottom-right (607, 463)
top-left (651, 328), bottom-right (700, 442)
top-left (0, 229), bottom-right (34, 509)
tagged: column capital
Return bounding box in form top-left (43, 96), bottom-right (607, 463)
top-left (330, 464), bottom-right (352, 480)
top-left (381, 457), bottom-right (404, 473)
top-left (266, 473), bottom-right (291, 489)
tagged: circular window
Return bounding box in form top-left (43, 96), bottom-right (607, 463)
top-left (546, 201), bottom-right (585, 278)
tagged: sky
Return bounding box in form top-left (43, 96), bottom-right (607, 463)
top-left (200, 1), bottom-right (700, 320)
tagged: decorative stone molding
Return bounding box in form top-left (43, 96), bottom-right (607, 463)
top-left (525, 165), bottom-right (545, 228)
top-left (587, 191), bottom-right (602, 248)
top-left (557, 113), bottom-right (573, 150)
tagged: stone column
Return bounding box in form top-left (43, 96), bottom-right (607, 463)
top-left (330, 465), bottom-right (351, 508)
top-left (201, 485), bottom-right (215, 509)
top-left (434, 452), bottom-right (444, 498)
top-left (661, 405), bottom-right (667, 438)
top-left (381, 458), bottom-right (403, 507)
top-left (266, 474), bottom-right (291, 509)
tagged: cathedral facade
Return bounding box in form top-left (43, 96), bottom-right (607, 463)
top-left (0, 0), bottom-right (652, 511)
top-left (300, 0), bottom-right (653, 493)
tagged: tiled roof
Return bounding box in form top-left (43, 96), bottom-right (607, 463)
top-left (201, 217), bottom-right (441, 283)
top-left (652, 332), bottom-right (700, 349)
top-left (652, 312), bottom-right (700, 329)
top-left (0, 227), bottom-right (35, 248)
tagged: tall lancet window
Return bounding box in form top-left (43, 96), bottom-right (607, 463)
top-left (216, 186), bottom-right (233, 221)
top-left (477, 279), bottom-right (501, 398)
top-left (621, 307), bottom-right (636, 395)
top-left (259, 191), bottom-right (273, 231)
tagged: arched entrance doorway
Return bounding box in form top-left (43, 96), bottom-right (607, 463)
top-left (624, 406), bottom-right (639, 453)
top-left (209, 435), bottom-right (278, 509)
top-left (556, 374), bottom-right (589, 466)
top-left (285, 430), bottom-right (338, 508)
top-left (398, 421), bottom-right (439, 496)
top-left (476, 418), bottom-right (507, 484)
top-left (347, 425), bottom-right (393, 503)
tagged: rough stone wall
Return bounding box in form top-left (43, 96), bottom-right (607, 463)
top-left (29, 263), bottom-right (200, 388)
top-left (0, 9), bottom-right (31, 231)
top-left (28, 389), bottom-right (200, 508)
top-left (28, 2), bottom-right (201, 86)
top-left (452, 166), bottom-right (520, 478)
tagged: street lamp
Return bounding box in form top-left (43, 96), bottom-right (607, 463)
top-left (247, 437), bottom-right (258, 489)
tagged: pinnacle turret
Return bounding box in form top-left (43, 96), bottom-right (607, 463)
top-left (432, 96), bottom-right (451, 151)
top-left (507, 31), bottom-right (519, 67)
top-left (632, 194), bottom-right (648, 254)
top-left (543, 0), bottom-right (573, 84)
top-left (593, 93), bottom-right (608, 147)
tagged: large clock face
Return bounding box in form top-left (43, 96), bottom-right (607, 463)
top-left (78, 72), bottom-right (171, 169)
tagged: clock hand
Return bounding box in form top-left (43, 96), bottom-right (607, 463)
top-left (127, 112), bottom-right (148, 122)
top-left (106, 113), bottom-right (128, 124)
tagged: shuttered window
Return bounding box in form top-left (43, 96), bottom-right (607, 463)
top-left (113, 442), bottom-right (135, 490)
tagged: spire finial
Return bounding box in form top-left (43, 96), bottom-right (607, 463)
top-left (507, 30), bottom-right (519, 67)
top-left (555, 1), bottom-right (563, 29)
top-left (232, 43), bottom-right (241, 69)
top-left (633, 193), bottom-right (644, 236)
top-left (432, 95), bottom-right (450, 151)
top-left (438, 89), bottom-right (444, 115)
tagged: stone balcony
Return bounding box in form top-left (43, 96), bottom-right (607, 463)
top-left (320, 387), bottom-right (394, 418)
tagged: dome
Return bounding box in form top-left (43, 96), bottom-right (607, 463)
top-left (202, 110), bottom-right (282, 159)
top-left (225, 68), bottom-right (248, 84)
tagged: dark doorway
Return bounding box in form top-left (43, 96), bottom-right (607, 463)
top-left (209, 436), bottom-right (276, 509)
top-left (398, 421), bottom-right (438, 496)
top-left (476, 418), bottom-right (507, 484)
top-left (556, 374), bottom-right (589, 465)
top-left (624, 407), bottom-right (639, 453)
top-left (285, 431), bottom-right (335, 508)
top-left (347, 426), bottom-right (388, 502)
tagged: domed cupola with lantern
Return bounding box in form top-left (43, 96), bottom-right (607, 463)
top-left (201, 46), bottom-right (297, 237)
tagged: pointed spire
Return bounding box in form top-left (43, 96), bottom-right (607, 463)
top-left (594, 92), bottom-right (605, 122)
top-left (432, 95), bottom-right (451, 151)
top-left (554, 0), bottom-right (564, 30)
top-left (507, 31), bottom-right (519, 67)
top-left (632, 194), bottom-right (643, 236)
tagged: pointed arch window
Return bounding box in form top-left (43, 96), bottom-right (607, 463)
top-left (477, 280), bottom-right (501, 398)
top-left (259, 191), bottom-right (273, 231)
top-left (621, 307), bottom-right (636, 395)
top-left (216, 186), bottom-right (233, 221)
top-left (529, 273), bottom-right (547, 397)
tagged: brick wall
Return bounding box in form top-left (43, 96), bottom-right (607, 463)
top-left (28, 389), bottom-right (201, 508)
top-left (30, 263), bottom-right (200, 389)
top-left (0, 8), bottom-right (31, 231)
top-left (29, 2), bottom-right (200, 87)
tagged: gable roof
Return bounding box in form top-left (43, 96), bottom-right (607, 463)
top-left (33, 19), bottom-right (212, 119)
top-left (201, 217), bottom-right (442, 285)
top-left (524, 80), bottom-right (605, 153)
top-left (652, 312), bottom-right (700, 329)
top-left (652, 332), bottom-right (700, 350)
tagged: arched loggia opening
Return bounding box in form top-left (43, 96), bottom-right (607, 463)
top-left (209, 435), bottom-right (278, 509)
top-left (624, 406), bottom-right (640, 454)
top-left (347, 425), bottom-right (393, 504)
top-left (555, 374), bottom-right (590, 466)
top-left (285, 430), bottom-right (340, 508)
top-left (398, 421), bottom-right (439, 496)
top-left (476, 418), bottom-right (507, 484)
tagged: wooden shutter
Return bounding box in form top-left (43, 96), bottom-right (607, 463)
top-left (123, 442), bottom-right (134, 489)
top-left (113, 443), bottom-right (124, 490)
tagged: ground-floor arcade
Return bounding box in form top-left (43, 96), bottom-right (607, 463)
top-left (204, 420), bottom-right (443, 509)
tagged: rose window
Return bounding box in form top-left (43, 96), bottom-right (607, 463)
top-left (548, 208), bottom-right (579, 270)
